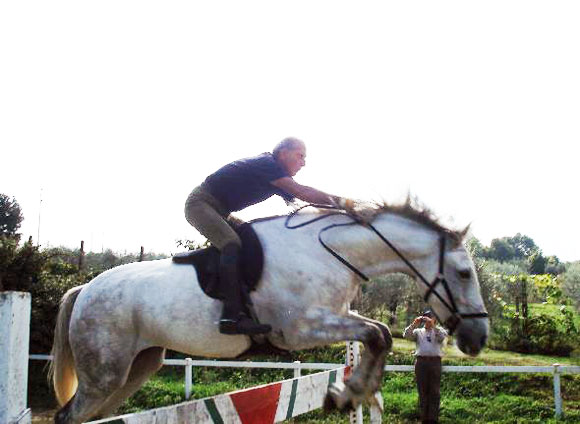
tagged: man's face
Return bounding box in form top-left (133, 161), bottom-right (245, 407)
top-left (424, 316), bottom-right (436, 329)
top-left (280, 143), bottom-right (306, 176)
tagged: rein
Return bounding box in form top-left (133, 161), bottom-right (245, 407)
top-left (285, 205), bottom-right (488, 334)
top-left (285, 205), bottom-right (367, 280)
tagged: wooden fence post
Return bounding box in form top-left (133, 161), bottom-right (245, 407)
top-left (0, 292), bottom-right (32, 423)
top-left (78, 241), bottom-right (85, 272)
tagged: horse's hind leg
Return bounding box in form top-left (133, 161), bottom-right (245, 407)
top-left (55, 343), bottom-right (137, 423)
top-left (97, 347), bottom-right (166, 418)
top-left (55, 380), bottom-right (129, 424)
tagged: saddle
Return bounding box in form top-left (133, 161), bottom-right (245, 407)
top-left (172, 222), bottom-right (264, 300)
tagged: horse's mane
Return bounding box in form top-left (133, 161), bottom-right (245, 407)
top-left (244, 196), bottom-right (468, 245)
top-left (318, 197), bottom-right (468, 245)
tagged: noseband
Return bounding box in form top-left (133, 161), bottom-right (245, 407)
top-left (286, 206), bottom-right (488, 335)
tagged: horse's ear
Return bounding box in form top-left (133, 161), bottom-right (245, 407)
top-left (459, 224), bottom-right (471, 241)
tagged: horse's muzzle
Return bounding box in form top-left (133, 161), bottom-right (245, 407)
top-left (454, 317), bottom-right (489, 356)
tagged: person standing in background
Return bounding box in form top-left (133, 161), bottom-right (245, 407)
top-left (403, 310), bottom-right (448, 424)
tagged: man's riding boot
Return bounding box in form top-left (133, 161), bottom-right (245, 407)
top-left (218, 243), bottom-right (271, 335)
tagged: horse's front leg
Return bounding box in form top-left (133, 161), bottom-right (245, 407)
top-left (348, 310), bottom-right (393, 352)
top-left (289, 310), bottom-right (389, 411)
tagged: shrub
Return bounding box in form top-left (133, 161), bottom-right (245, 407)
top-left (0, 236), bottom-right (45, 292)
top-left (490, 306), bottom-right (579, 356)
top-left (28, 271), bottom-right (87, 353)
top-left (562, 262), bottom-right (580, 311)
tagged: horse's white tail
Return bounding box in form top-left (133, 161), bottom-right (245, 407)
top-left (49, 285), bottom-right (84, 406)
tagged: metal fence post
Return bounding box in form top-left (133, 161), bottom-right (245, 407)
top-left (185, 358), bottom-right (193, 400)
top-left (370, 391), bottom-right (384, 424)
top-left (294, 361), bottom-right (301, 378)
top-left (553, 363), bottom-right (562, 419)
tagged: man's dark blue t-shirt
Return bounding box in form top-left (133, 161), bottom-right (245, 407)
top-left (204, 153), bottom-right (294, 212)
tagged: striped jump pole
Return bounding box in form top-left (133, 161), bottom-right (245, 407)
top-left (87, 366), bottom-right (351, 424)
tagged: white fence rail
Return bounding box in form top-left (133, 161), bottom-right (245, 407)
top-left (30, 354), bottom-right (580, 419)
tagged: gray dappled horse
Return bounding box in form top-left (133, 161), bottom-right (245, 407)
top-left (50, 202), bottom-right (489, 423)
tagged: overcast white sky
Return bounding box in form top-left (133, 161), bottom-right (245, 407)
top-left (1, 1), bottom-right (579, 261)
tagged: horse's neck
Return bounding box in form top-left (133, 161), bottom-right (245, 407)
top-left (325, 213), bottom-right (440, 279)
top-left (253, 212), bottom-right (440, 280)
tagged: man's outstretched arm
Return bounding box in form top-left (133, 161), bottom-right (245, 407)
top-left (271, 177), bottom-right (347, 206)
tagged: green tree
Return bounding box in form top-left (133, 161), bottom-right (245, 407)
top-left (507, 233), bottom-right (538, 259)
top-left (486, 234), bottom-right (547, 275)
top-left (466, 236), bottom-right (488, 259)
top-left (0, 236), bottom-right (45, 292)
top-left (488, 238), bottom-right (516, 261)
top-left (528, 252), bottom-right (546, 274)
top-left (484, 260), bottom-right (527, 276)
top-left (0, 194), bottom-right (24, 236)
top-left (545, 255), bottom-right (565, 275)
top-left (472, 257), bottom-right (503, 326)
top-left (360, 273), bottom-right (415, 327)
top-left (562, 262), bottom-right (580, 311)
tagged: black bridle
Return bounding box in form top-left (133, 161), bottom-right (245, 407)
top-left (285, 205), bottom-right (488, 335)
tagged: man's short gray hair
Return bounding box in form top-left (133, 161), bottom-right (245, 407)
top-left (273, 137), bottom-right (304, 158)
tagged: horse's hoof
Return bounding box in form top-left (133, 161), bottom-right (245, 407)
top-left (323, 393), bottom-right (337, 412)
top-left (324, 393), bottom-right (354, 413)
top-left (325, 382), bottom-right (355, 412)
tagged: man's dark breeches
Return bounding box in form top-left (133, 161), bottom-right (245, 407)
top-left (415, 356), bottom-right (442, 423)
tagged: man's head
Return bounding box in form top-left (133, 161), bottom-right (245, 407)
top-left (422, 310), bottom-right (436, 329)
top-left (273, 137), bottom-right (306, 177)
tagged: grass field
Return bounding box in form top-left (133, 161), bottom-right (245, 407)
top-left (29, 337), bottom-right (580, 423)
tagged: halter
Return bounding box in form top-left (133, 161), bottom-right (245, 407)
top-left (285, 205), bottom-right (488, 335)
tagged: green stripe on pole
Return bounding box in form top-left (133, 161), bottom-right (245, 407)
top-left (105, 420), bottom-right (124, 424)
top-left (204, 398), bottom-right (224, 424)
top-left (285, 378), bottom-right (299, 419)
top-left (328, 369), bottom-right (337, 388)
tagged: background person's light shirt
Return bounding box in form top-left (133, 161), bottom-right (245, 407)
top-left (403, 324), bottom-right (448, 357)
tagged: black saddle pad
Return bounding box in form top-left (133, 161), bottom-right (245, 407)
top-left (172, 222), bottom-right (264, 300)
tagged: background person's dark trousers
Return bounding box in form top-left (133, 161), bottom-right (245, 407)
top-left (415, 356), bottom-right (442, 424)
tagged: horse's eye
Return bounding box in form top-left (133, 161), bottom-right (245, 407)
top-left (458, 269), bottom-right (471, 280)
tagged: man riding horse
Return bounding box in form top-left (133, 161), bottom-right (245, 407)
top-left (185, 137), bottom-right (352, 335)
top-left (53, 162), bottom-right (489, 422)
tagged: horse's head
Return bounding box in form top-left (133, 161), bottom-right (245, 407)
top-left (361, 202), bottom-right (489, 356)
top-left (322, 200), bottom-right (489, 356)
top-left (422, 236), bottom-right (489, 356)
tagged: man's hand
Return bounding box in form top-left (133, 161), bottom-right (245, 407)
top-left (332, 197), bottom-right (356, 213)
top-left (337, 197), bottom-right (355, 210)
